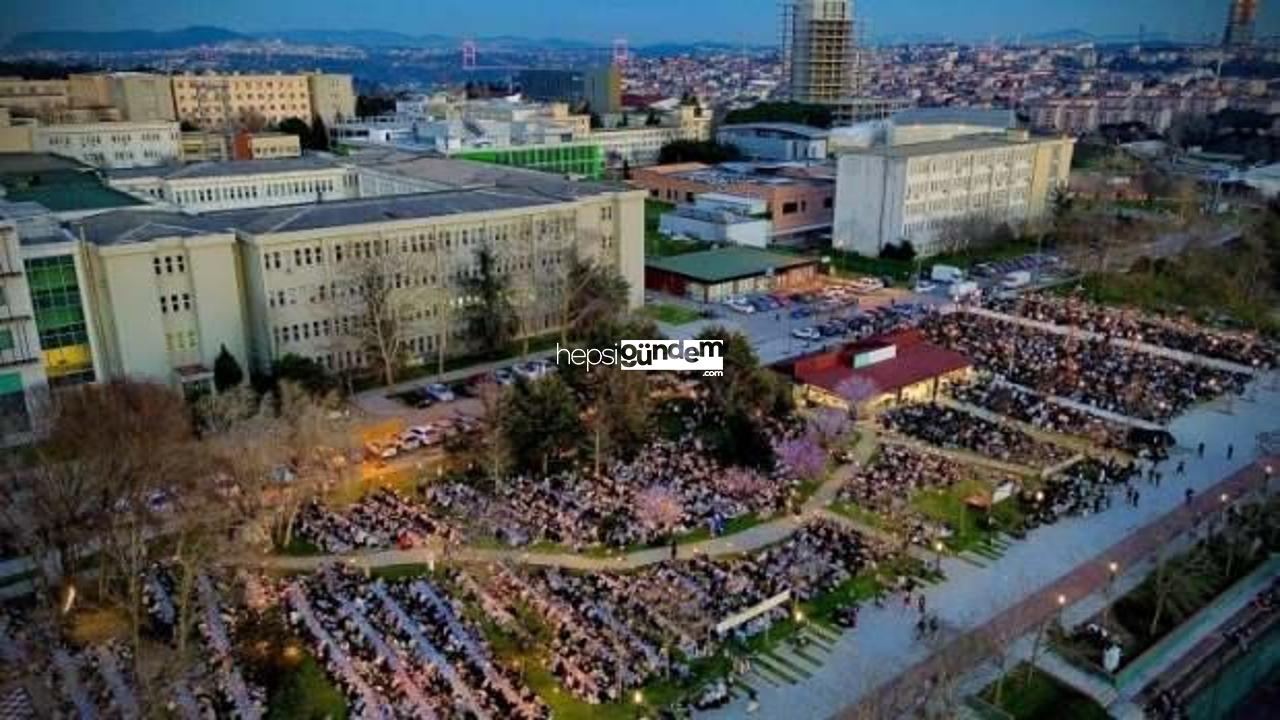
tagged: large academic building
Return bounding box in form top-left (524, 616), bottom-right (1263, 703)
top-left (0, 149), bottom-right (644, 445)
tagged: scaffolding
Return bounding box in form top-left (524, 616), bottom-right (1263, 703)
top-left (780, 1), bottom-right (863, 104)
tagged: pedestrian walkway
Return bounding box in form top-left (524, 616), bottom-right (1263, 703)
top-left (701, 373), bottom-right (1280, 720)
top-left (1114, 554), bottom-right (1280, 700)
top-left (964, 307), bottom-right (1261, 378)
top-left (250, 453), bottom-right (862, 574)
top-left (876, 433), bottom-right (1038, 477)
top-left (1001, 378), bottom-right (1166, 432)
top-left (938, 396), bottom-right (1121, 464)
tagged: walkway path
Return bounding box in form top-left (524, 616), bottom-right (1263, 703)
top-left (251, 447), bottom-right (864, 574)
top-left (1000, 378), bottom-right (1166, 432)
top-left (841, 458), bottom-right (1277, 720)
top-left (964, 306), bottom-right (1261, 377)
top-left (875, 433), bottom-right (1038, 477)
top-left (700, 373), bottom-right (1280, 720)
top-left (938, 396), bottom-right (1119, 464)
top-left (1114, 554), bottom-right (1280, 702)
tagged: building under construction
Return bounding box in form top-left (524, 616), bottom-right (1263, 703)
top-left (780, 1), bottom-right (908, 126)
top-left (1223, 0), bottom-right (1260, 48)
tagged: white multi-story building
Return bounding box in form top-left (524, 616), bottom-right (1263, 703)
top-left (717, 123), bottom-right (830, 162)
top-left (832, 122), bottom-right (1073, 257)
top-left (78, 157), bottom-right (645, 375)
top-left (0, 220), bottom-right (45, 445)
top-left (107, 156), bottom-right (361, 212)
top-left (32, 121), bottom-right (181, 169)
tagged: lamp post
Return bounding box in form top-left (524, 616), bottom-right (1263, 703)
top-left (933, 540), bottom-right (945, 573)
top-left (1104, 561), bottom-right (1119, 628)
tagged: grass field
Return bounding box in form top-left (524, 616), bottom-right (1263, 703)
top-left (268, 654), bottom-right (349, 720)
top-left (644, 200), bottom-right (706, 257)
top-left (978, 663), bottom-right (1109, 720)
top-left (642, 303), bottom-right (703, 325)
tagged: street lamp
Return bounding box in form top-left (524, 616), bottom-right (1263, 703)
top-left (933, 540), bottom-right (945, 572)
top-left (633, 690), bottom-right (644, 705)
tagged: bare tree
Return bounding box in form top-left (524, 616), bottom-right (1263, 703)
top-left (330, 235), bottom-right (435, 386)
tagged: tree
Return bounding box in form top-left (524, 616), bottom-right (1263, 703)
top-left (213, 344), bottom-right (244, 392)
top-left (277, 116), bottom-right (310, 143)
top-left (308, 115), bottom-right (330, 151)
top-left (460, 246), bottom-right (518, 357)
top-left (879, 240), bottom-right (916, 262)
top-left (634, 485), bottom-right (685, 536)
top-left (657, 140), bottom-right (743, 165)
top-left (330, 238), bottom-right (434, 387)
top-left (559, 254), bottom-right (631, 344)
top-left (500, 375), bottom-right (583, 474)
top-left (271, 354), bottom-right (336, 396)
top-left (179, 119), bottom-right (199, 132)
top-left (773, 435), bottom-right (826, 482)
top-left (645, 109), bottom-right (662, 127)
top-left (356, 94), bottom-right (397, 118)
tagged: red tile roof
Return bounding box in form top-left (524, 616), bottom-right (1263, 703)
top-left (795, 330), bottom-right (971, 401)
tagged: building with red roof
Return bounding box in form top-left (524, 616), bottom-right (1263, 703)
top-left (781, 329), bottom-right (972, 412)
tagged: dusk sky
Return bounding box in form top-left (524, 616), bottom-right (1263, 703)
top-left (4, 0), bottom-right (1278, 45)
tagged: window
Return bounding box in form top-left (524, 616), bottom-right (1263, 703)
top-left (781, 201), bottom-right (799, 215)
top-left (0, 328), bottom-right (13, 352)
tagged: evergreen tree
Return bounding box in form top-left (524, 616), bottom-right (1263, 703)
top-left (213, 344), bottom-right (244, 392)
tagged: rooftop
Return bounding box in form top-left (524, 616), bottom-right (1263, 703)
top-left (792, 330), bottom-right (972, 399)
top-left (718, 123), bottom-right (831, 140)
top-left (845, 133), bottom-right (1030, 159)
top-left (104, 154), bottom-right (340, 181)
top-left (645, 247), bottom-right (819, 284)
top-left (0, 156), bottom-right (144, 213)
top-left (73, 185), bottom-right (588, 246)
top-left (347, 147), bottom-right (627, 199)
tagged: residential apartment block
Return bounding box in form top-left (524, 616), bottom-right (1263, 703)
top-left (67, 72), bottom-right (177, 122)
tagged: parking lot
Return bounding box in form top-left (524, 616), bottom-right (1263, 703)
top-left (650, 278), bottom-right (933, 365)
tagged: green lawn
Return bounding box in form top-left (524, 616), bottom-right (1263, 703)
top-left (267, 654), bottom-right (349, 720)
top-left (771, 237), bottom-right (1040, 282)
top-left (642, 303), bottom-right (703, 325)
top-left (644, 199), bottom-right (706, 257)
top-left (911, 476), bottom-right (1027, 554)
top-left (979, 663), bottom-right (1109, 720)
top-left (277, 537), bottom-right (322, 557)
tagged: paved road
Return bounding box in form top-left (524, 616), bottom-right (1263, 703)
top-left (849, 457), bottom-right (1277, 720)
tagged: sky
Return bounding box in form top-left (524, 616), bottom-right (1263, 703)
top-left (3, 0), bottom-right (1277, 46)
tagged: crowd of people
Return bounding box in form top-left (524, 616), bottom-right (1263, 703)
top-left (295, 488), bottom-right (459, 554)
top-left (921, 313), bottom-right (1248, 423)
top-left (47, 642), bottom-right (139, 719)
top-left (284, 564), bottom-right (548, 719)
top-left (837, 445), bottom-right (970, 515)
top-left (482, 521), bottom-right (876, 704)
top-left (879, 403), bottom-right (1075, 468)
top-left (427, 435), bottom-right (798, 550)
top-left (1019, 459), bottom-right (1138, 527)
top-left (988, 294), bottom-right (1279, 369)
top-left (950, 375), bottom-right (1142, 452)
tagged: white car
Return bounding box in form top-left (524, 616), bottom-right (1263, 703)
top-left (424, 383), bottom-right (455, 403)
top-left (398, 433), bottom-right (423, 452)
top-left (792, 326), bottom-right (821, 341)
top-left (728, 299), bottom-right (757, 314)
top-left (492, 368), bottom-right (516, 386)
top-left (913, 280), bottom-right (937, 293)
top-left (849, 277), bottom-right (885, 294)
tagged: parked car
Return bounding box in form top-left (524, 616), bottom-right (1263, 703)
top-left (913, 280), bottom-right (937, 293)
top-left (424, 383), bottom-right (456, 403)
top-left (491, 368), bottom-right (515, 386)
top-left (728, 299), bottom-right (756, 314)
top-left (792, 326), bottom-right (821, 341)
top-left (849, 277), bottom-right (885, 294)
top-left (931, 265), bottom-right (965, 283)
top-left (364, 442), bottom-right (398, 461)
top-left (819, 321), bottom-right (845, 337)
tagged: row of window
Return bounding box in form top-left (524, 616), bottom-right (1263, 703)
top-left (260, 221), bottom-right (575, 274)
top-left (165, 329), bottom-right (199, 353)
top-left (159, 293), bottom-right (192, 314)
top-left (153, 254), bottom-right (187, 275)
top-left (171, 176), bottom-right (343, 206)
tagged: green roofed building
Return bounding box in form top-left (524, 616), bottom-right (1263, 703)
top-left (0, 153), bottom-right (142, 214)
top-left (452, 143), bottom-right (604, 180)
top-left (645, 246), bottom-right (821, 302)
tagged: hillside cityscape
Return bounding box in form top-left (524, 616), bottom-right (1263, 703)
top-left (0, 1), bottom-right (1278, 719)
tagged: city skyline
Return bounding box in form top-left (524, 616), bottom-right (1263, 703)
top-left (4, 0), bottom-right (1279, 46)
